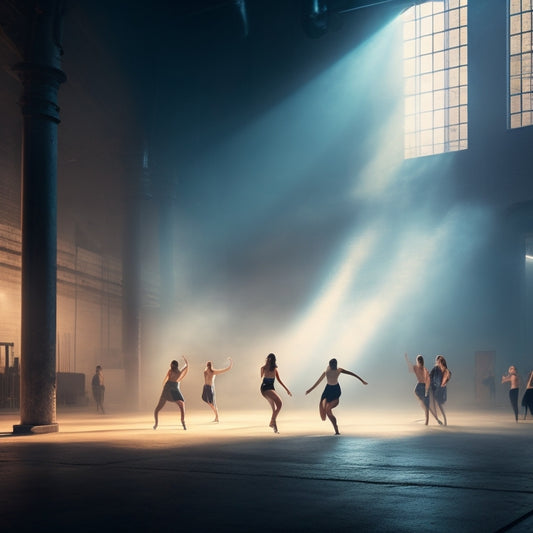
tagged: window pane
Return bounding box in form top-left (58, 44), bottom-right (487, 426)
top-left (511, 34), bottom-right (521, 55)
top-left (434, 70), bottom-right (445, 90)
top-left (434, 51), bottom-right (445, 70)
top-left (510, 0), bottom-right (521, 14)
top-left (510, 76), bottom-right (522, 94)
top-left (510, 15), bottom-right (521, 34)
top-left (434, 32), bottom-right (445, 51)
top-left (448, 47), bottom-right (460, 67)
top-left (434, 89), bottom-right (446, 109)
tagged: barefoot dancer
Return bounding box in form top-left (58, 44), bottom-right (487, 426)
top-left (404, 353), bottom-right (442, 425)
top-left (429, 355), bottom-right (451, 426)
top-left (306, 358), bottom-right (368, 435)
top-left (202, 357), bottom-right (233, 422)
top-left (260, 353), bottom-right (292, 433)
top-left (153, 357), bottom-right (189, 430)
top-left (502, 365), bottom-right (520, 422)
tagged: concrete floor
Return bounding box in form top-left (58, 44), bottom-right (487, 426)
top-left (0, 407), bottom-right (532, 532)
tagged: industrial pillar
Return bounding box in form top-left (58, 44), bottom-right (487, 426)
top-left (13, 1), bottom-right (66, 434)
top-left (122, 154), bottom-right (144, 410)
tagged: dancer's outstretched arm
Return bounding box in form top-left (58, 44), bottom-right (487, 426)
top-left (275, 370), bottom-right (292, 396)
top-left (213, 357), bottom-right (233, 375)
top-left (341, 369), bottom-right (368, 385)
top-left (306, 372), bottom-right (325, 395)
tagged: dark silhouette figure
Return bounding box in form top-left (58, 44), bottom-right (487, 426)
top-left (521, 370), bottom-right (533, 419)
top-left (91, 365), bottom-right (105, 414)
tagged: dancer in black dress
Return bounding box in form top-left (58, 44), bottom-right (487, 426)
top-left (306, 358), bottom-right (367, 435)
top-left (429, 355), bottom-right (451, 426)
top-left (521, 370), bottom-right (533, 419)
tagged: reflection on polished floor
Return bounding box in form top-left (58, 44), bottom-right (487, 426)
top-left (1, 408), bottom-right (532, 532)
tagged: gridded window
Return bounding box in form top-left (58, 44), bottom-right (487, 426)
top-left (509, 0), bottom-right (533, 128)
top-left (403, 0), bottom-right (468, 159)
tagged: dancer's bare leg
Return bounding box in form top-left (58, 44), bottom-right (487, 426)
top-left (436, 402), bottom-right (447, 426)
top-left (153, 398), bottom-right (166, 429)
top-left (262, 390), bottom-right (282, 433)
top-left (325, 399), bottom-right (340, 435)
top-left (429, 394), bottom-right (443, 425)
top-left (420, 401), bottom-right (429, 425)
top-left (319, 398), bottom-right (327, 421)
top-left (176, 400), bottom-right (186, 429)
top-left (207, 402), bottom-right (219, 422)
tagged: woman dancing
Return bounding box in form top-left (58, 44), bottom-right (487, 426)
top-left (260, 353), bottom-right (292, 433)
top-left (404, 353), bottom-right (442, 425)
top-left (153, 357), bottom-right (189, 430)
top-left (521, 370), bottom-right (533, 419)
top-left (306, 358), bottom-right (368, 435)
top-left (429, 355), bottom-right (451, 426)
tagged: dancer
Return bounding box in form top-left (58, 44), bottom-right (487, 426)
top-left (260, 353), bottom-right (292, 433)
top-left (429, 355), bottom-right (451, 426)
top-left (404, 353), bottom-right (441, 425)
top-left (521, 370), bottom-right (533, 419)
top-left (153, 357), bottom-right (189, 430)
top-left (306, 358), bottom-right (368, 435)
top-left (501, 365), bottom-right (520, 422)
top-left (202, 357), bottom-right (233, 422)
top-left (91, 365), bottom-right (105, 414)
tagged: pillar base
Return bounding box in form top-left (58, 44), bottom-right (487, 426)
top-left (13, 423), bottom-right (59, 435)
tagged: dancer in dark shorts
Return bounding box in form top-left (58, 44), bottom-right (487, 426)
top-left (201, 357), bottom-right (233, 422)
top-left (405, 353), bottom-right (442, 425)
top-left (153, 357), bottom-right (189, 430)
top-left (306, 358), bottom-right (367, 435)
top-left (502, 365), bottom-right (520, 422)
top-left (260, 353), bottom-right (292, 434)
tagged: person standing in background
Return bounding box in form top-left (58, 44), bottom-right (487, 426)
top-left (91, 365), bottom-right (105, 414)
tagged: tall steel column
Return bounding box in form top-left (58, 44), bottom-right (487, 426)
top-left (13, 1), bottom-right (66, 434)
top-left (122, 158), bottom-right (143, 411)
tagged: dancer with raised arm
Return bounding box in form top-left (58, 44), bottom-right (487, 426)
top-left (306, 358), bottom-right (368, 435)
top-left (404, 353), bottom-right (442, 425)
top-left (153, 357), bottom-right (189, 430)
top-left (202, 357), bottom-right (233, 422)
top-left (260, 353), bottom-right (292, 433)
